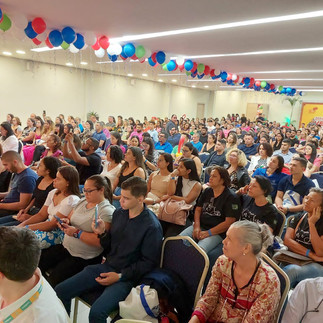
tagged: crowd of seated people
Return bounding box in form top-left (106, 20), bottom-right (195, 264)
top-left (0, 111), bottom-right (322, 322)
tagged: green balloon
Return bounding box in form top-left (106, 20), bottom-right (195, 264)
top-left (186, 71), bottom-right (191, 76)
top-left (261, 81), bottom-right (267, 88)
top-left (0, 14), bottom-right (12, 32)
top-left (135, 45), bottom-right (146, 59)
top-left (197, 63), bottom-right (205, 74)
top-left (61, 41), bottom-right (70, 50)
top-left (278, 85), bottom-right (283, 91)
top-left (162, 64), bottom-right (168, 71)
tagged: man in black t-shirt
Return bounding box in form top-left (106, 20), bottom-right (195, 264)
top-left (63, 134), bottom-right (102, 184)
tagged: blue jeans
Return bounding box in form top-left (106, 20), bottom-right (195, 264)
top-left (180, 225), bottom-right (223, 253)
top-left (0, 215), bottom-right (19, 226)
top-left (55, 262), bottom-right (133, 323)
top-left (283, 262), bottom-right (323, 288)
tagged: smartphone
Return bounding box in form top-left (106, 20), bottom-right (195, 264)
top-left (54, 215), bottom-right (63, 224)
top-left (95, 205), bottom-right (99, 228)
top-left (43, 110), bottom-right (46, 115)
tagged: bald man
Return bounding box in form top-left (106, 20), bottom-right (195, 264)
top-left (0, 151), bottom-right (38, 217)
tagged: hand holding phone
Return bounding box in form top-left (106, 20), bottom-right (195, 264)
top-left (54, 215), bottom-right (63, 224)
top-left (95, 205), bottom-right (99, 228)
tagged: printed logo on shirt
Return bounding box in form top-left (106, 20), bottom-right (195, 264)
top-left (232, 204), bottom-right (239, 210)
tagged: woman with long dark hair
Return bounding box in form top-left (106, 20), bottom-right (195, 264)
top-left (0, 121), bottom-right (18, 153)
top-left (142, 137), bottom-right (159, 175)
top-left (108, 131), bottom-right (126, 153)
top-left (175, 142), bottom-right (202, 177)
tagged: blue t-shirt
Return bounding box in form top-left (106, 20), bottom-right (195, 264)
top-left (238, 143), bottom-right (258, 159)
top-left (155, 141), bottom-right (173, 154)
top-left (192, 141), bottom-right (203, 152)
top-left (167, 133), bottom-right (181, 147)
top-left (92, 131), bottom-right (107, 143)
top-left (277, 175), bottom-right (315, 207)
top-left (252, 168), bottom-right (288, 199)
top-left (3, 168), bottom-right (38, 203)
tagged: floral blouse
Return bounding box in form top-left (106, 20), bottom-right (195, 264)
top-left (193, 255), bottom-right (280, 323)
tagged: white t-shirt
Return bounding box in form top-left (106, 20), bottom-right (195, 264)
top-left (1, 135), bottom-right (18, 153)
top-left (100, 162), bottom-right (122, 185)
top-left (63, 198), bottom-right (115, 259)
top-left (44, 189), bottom-right (80, 220)
top-left (0, 270), bottom-right (70, 323)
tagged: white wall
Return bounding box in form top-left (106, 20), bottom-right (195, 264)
top-left (0, 56), bottom-right (212, 124)
top-left (212, 90), bottom-right (323, 126)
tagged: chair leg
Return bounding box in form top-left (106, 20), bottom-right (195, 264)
top-left (73, 298), bottom-right (79, 323)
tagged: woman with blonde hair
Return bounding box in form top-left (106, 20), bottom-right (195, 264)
top-left (225, 148), bottom-right (250, 191)
top-left (226, 132), bottom-right (238, 151)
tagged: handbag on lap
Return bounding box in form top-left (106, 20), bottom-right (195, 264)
top-left (158, 198), bottom-right (192, 226)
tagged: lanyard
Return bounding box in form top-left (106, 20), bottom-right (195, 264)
top-left (1, 281), bottom-right (43, 323)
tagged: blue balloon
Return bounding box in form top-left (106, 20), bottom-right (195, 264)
top-left (286, 87), bottom-right (292, 94)
top-left (184, 59), bottom-right (193, 71)
top-left (0, 8), bottom-right (3, 21)
top-left (148, 57), bottom-right (156, 66)
top-left (156, 51), bottom-right (166, 64)
top-left (48, 30), bottom-right (63, 47)
top-left (265, 84), bottom-right (270, 90)
top-left (191, 73), bottom-right (196, 78)
top-left (73, 33), bottom-right (85, 49)
top-left (124, 43), bottom-right (135, 57)
top-left (291, 88), bottom-right (296, 95)
top-left (108, 54), bottom-right (118, 62)
top-left (167, 60), bottom-right (176, 71)
top-left (220, 71), bottom-right (227, 80)
top-left (24, 21), bottom-right (37, 39)
top-left (227, 80), bottom-right (233, 85)
top-left (281, 88), bottom-right (286, 94)
top-left (62, 27), bottom-right (76, 44)
top-left (211, 76), bottom-right (217, 80)
top-left (197, 73), bottom-right (204, 79)
top-left (244, 77), bottom-right (250, 85)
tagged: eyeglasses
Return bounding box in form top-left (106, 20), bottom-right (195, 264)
top-left (82, 188), bottom-right (99, 194)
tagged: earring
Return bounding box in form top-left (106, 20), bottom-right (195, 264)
top-left (243, 253), bottom-right (246, 256)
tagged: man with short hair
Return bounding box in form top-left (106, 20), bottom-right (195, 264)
top-left (238, 133), bottom-right (258, 159)
top-left (130, 123), bottom-right (144, 142)
top-left (167, 127), bottom-right (181, 147)
top-left (155, 131), bottom-right (173, 153)
top-left (106, 116), bottom-right (116, 131)
top-left (0, 227), bottom-right (69, 322)
top-left (199, 127), bottom-right (208, 145)
top-left (289, 129), bottom-right (299, 147)
top-left (205, 139), bottom-right (227, 167)
top-left (55, 176), bottom-right (163, 322)
top-left (166, 114), bottom-right (178, 135)
top-left (0, 151), bottom-right (38, 217)
top-left (63, 134), bottom-right (102, 185)
top-left (275, 157), bottom-right (315, 215)
top-left (273, 139), bottom-right (294, 164)
top-left (146, 120), bottom-right (158, 143)
top-left (92, 122), bottom-right (107, 149)
top-left (191, 133), bottom-right (203, 152)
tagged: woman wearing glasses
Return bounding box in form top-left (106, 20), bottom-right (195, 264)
top-left (38, 175), bottom-right (115, 287)
top-left (175, 142), bottom-right (202, 177)
top-left (189, 221), bottom-right (280, 323)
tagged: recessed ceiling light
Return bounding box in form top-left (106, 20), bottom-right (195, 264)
top-left (204, 85), bottom-right (209, 88)
top-left (3, 51), bottom-right (12, 56)
top-left (172, 79), bottom-right (177, 82)
top-left (192, 85), bottom-right (196, 88)
top-left (110, 10), bottom-right (323, 42)
top-left (31, 47), bottom-right (62, 52)
top-left (16, 50), bottom-right (25, 54)
top-left (127, 73), bottom-right (133, 77)
top-left (80, 61), bottom-right (88, 65)
top-left (142, 73), bottom-right (148, 77)
top-left (158, 79), bottom-right (163, 82)
top-left (66, 63), bottom-right (73, 67)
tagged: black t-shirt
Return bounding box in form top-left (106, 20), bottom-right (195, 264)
top-left (32, 177), bottom-right (55, 209)
top-left (197, 187), bottom-right (241, 237)
top-left (240, 195), bottom-right (278, 235)
top-left (0, 170), bottom-right (11, 192)
top-left (77, 152), bottom-right (102, 184)
top-left (289, 212), bottom-right (323, 252)
top-left (289, 137), bottom-right (299, 147)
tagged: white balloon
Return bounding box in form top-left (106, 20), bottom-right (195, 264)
top-left (144, 48), bottom-right (151, 58)
top-left (232, 74), bottom-right (238, 81)
top-left (301, 91), bottom-right (307, 96)
top-left (11, 13), bottom-right (28, 29)
top-left (176, 56), bottom-right (185, 66)
top-left (69, 44), bottom-right (79, 54)
top-left (37, 32), bottom-right (47, 42)
top-left (95, 47), bottom-right (105, 58)
top-left (113, 43), bottom-right (122, 55)
top-left (84, 31), bottom-right (97, 46)
top-left (164, 53), bottom-right (171, 64)
top-left (213, 69), bottom-right (221, 76)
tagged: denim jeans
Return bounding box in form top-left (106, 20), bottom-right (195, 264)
top-left (55, 262), bottom-right (133, 323)
top-left (180, 225), bottom-right (223, 253)
top-left (0, 215), bottom-right (19, 226)
top-left (283, 262), bottom-right (323, 288)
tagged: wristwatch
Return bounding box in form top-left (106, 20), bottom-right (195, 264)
top-left (73, 229), bottom-right (82, 239)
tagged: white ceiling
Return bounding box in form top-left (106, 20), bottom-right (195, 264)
top-left (1, 0), bottom-right (323, 91)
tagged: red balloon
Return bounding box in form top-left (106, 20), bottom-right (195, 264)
top-left (234, 76), bottom-right (240, 83)
top-left (32, 17), bottom-right (46, 34)
top-left (227, 73), bottom-right (232, 81)
top-left (139, 58), bottom-right (145, 63)
top-left (32, 38), bottom-right (42, 45)
top-left (178, 64), bottom-right (185, 71)
top-left (99, 36), bottom-right (109, 49)
top-left (151, 52), bottom-right (157, 63)
top-left (174, 63), bottom-right (178, 71)
top-left (45, 37), bottom-right (53, 48)
top-left (131, 54), bottom-right (138, 60)
top-left (210, 69), bottom-right (215, 77)
top-left (92, 39), bottom-right (100, 50)
top-left (270, 84), bottom-right (275, 90)
top-left (120, 55), bottom-right (127, 61)
top-left (191, 62), bottom-right (197, 73)
top-left (250, 78), bottom-right (255, 86)
top-left (204, 65), bottom-right (210, 76)
top-left (255, 81), bottom-right (261, 87)
top-left (241, 77), bottom-right (245, 84)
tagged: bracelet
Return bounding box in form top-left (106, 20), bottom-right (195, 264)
top-left (77, 230), bottom-right (83, 239)
top-left (171, 177), bottom-right (176, 180)
top-left (306, 249), bottom-right (310, 257)
top-left (144, 159), bottom-right (147, 164)
top-left (208, 229), bottom-right (212, 237)
top-left (25, 225), bottom-right (29, 229)
top-left (118, 273), bottom-right (122, 281)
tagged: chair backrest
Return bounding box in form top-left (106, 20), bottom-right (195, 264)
top-left (261, 252), bottom-right (290, 323)
top-left (310, 172), bottom-right (323, 188)
top-left (274, 205), bottom-right (286, 238)
top-left (18, 140), bottom-right (23, 154)
top-left (199, 152), bottom-right (210, 164)
top-left (160, 236), bottom-right (209, 307)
